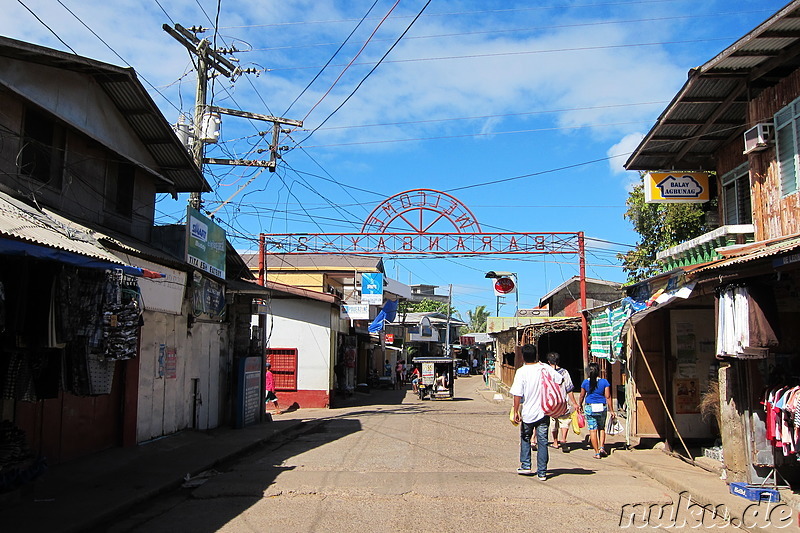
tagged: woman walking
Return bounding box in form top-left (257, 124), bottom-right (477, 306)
top-left (578, 362), bottom-right (614, 458)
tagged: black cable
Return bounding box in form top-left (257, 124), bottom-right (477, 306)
top-left (295, 0), bottom-right (433, 146)
top-left (17, 0), bottom-right (77, 54)
top-left (283, 0), bottom-right (381, 117)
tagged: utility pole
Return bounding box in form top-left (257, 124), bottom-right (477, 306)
top-left (445, 284), bottom-right (452, 358)
top-left (163, 24), bottom-right (239, 210)
top-left (163, 24), bottom-right (301, 212)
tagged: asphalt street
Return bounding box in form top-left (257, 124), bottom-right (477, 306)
top-left (98, 379), bottom-right (722, 533)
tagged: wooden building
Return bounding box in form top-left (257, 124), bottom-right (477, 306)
top-left (625, 0), bottom-right (800, 487)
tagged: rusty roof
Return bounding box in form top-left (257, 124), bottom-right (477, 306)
top-left (0, 36), bottom-right (210, 194)
top-left (0, 190), bottom-right (125, 264)
top-left (690, 232), bottom-right (800, 274)
top-left (626, 0), bottom-right (800, 171)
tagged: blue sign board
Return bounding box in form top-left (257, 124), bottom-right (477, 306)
top-left (361, 272), bottom-right (384, 305)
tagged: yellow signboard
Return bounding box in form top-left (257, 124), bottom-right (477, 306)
top-left (644, 172), bottom-right (711, 203)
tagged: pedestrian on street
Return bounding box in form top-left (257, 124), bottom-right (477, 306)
top-left (395, 360), bottom-right (404, 389)
top-left (410, 366), bottom-right (421, 393)
top-left (471, 355), bottom-right (479, 375)
top-left (546, 352), bottom-right (580, 451)
top-left (509, 344), bottom-right (564, 481)
top-left (265, 362), bottom-right (281, 415)
top-left (578, 362), bottom-right (614, 458)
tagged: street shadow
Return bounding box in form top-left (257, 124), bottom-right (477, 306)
top-left (548, 467), bottom-right (596, 478)
top-left (330, 386), bottom-right (410, 409)
top-left (56, 417), bottom-right (365, 533)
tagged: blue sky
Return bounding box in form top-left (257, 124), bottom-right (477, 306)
top-left (3, 0), bottom-right (789, 317)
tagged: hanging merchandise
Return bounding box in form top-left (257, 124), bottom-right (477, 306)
top-left (0, 280), bottom-right (5, 334)
top-left (716, 284), bottom-right (779, 359)
top-left (101, 270), bottom-right (143, 361)
top-left (589, 300), bottom-right (632, 362)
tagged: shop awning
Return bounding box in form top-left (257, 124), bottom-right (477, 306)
top-left (0, 191), bottom-right (160, 277)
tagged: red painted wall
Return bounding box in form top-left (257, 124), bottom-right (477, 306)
top-left (273, 389), bottom-right (330, 409)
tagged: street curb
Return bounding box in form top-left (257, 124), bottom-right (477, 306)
top-left (615, 450), bottom-right (757, 531)
top-left (79, 418), bottom-right (316, 533)
top-left (615, 450), bottom-right (706, 500)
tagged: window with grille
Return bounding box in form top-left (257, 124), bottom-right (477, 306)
top-left (776, 97), bottom-right (800, 196)
top-left (266, 348), bottom-right (298, 391)
top-left (721, 163), bottom-right (751, 225)
top-left (20, 107), bottom-right (65, 188)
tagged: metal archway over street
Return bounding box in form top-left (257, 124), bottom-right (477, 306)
top-left (258, 188), bottom-right (589, 363)
top-left (260, 188), bottom-right (582, 256)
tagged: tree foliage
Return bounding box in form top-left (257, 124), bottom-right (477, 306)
top-left (398, 298), bottom-right (454, 315)
top-left (461, 305), bottom-right (489, 334)
top-left (618, 181), bottom-right (709, 283)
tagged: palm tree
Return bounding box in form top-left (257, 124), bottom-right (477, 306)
top-left (464, 305), bottom-right (490, 333)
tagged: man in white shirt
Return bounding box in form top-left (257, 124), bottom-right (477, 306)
top-left (509, 344), bottom-right (564, 480)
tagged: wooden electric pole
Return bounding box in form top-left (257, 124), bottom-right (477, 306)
top-left (163, 24), bottom-right (303, 212)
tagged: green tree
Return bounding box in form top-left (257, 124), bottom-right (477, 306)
top-left (618, 181), bottom-right (709, 283)
top-left (398, 298), bottom-right (455, 315)
top-left (461, 305), bottom-right (489, 334)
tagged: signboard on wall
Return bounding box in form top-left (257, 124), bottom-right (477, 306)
top-left (235, 356), bottom-right (262, 428)
top-left (341, 304), bottom-right (369, 320)
top-left (186, 206), bottom-right (226, 278)
top-left (644, 172), bottom-right (711, 203)
top-left (361, 272), bottom-right (384, 305)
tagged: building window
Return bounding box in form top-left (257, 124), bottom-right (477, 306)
top-left (19, 107), bottom-right (65, 187)
top-left (266, 348), bottom-right (298, 391)
top-left (721, 163), bottom-right (751, 225)
top-left (106, 160), bottom-right (135, 218)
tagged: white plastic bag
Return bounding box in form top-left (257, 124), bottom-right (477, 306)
top-left (605, 414), bottom-right (623, 435)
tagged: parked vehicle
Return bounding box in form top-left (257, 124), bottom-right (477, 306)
top-left (413, 357), bottom-right (455, 400)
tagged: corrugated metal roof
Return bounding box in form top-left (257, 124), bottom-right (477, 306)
top-left (0, 36), bottom-right (210, 193)
top-left (241, 253), bottom-right (385, 272)
top-left (626, 0), bottom-right (800, 171)
top-left (0, 190), bottom-right (125, 264)
top-left (690, 233), bottom-right (800, 273)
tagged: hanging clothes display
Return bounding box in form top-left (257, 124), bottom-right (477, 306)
top-left (761, 385), bottom-right (800, 460)
top-left (100, 270), bottom-right (142, 361)
top-left (0, 280), bottom-right (5, 334)
top-left (589, 300), bottom-right (632, 362)
top-left (716, 285), bottom-right (779, 359)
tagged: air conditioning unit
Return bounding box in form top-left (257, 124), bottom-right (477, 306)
top-left (743, 123), bottom-right (773, 154)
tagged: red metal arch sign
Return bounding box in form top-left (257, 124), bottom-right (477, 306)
top-left (361, 189), bottom-right (481, 233)
top-left (258, 188), bottom-right (589, 363)
top-left (260, 188), bottom-right (582, 256)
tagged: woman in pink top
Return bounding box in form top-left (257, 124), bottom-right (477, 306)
top-left (265, 362), bottom-right (281, 414)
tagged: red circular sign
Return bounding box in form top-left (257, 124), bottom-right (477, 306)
top-left (494, 277), bottom-right (515, 294)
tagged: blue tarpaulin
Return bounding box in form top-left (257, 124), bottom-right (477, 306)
top-left (368, 299), bottom-right (398, 333)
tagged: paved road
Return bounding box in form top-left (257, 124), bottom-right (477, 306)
top-left (102, 379), bottom-right (711, 532)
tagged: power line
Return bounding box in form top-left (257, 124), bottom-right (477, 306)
top-left (248, 9), bottom-right (775, 54)
top-left (296, 0), bottom-right (433, 146)
top-left (265, 37), bottom-right (736, 73)
top-left (57, 0), bottom-right (183, 114)
top-left (17, 0), bottom-right (77, 54)
top-left (300, 120), bottom-right (652, 149)
top-left (283, 0), bottom-right (381, 116)
top-left (219, 0), bottom-right (688, 29)
top-left (301, 0), bottom-right (395, 123)
top-left (314, 101), bottom-right (669, 131)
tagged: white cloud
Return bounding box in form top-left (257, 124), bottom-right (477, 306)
top-left (607, 132), bottom-right (644, 174)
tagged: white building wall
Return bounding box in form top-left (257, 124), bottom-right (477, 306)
top-left (136, 307), bottom-right (226, 442)
top-left (267, 299), bottom-right (332, 392)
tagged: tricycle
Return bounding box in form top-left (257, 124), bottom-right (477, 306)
top-left (413, 356), bottom-right (455, 400)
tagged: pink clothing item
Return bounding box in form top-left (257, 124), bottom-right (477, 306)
top-left (266, 370), bottom-right (275, 392)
